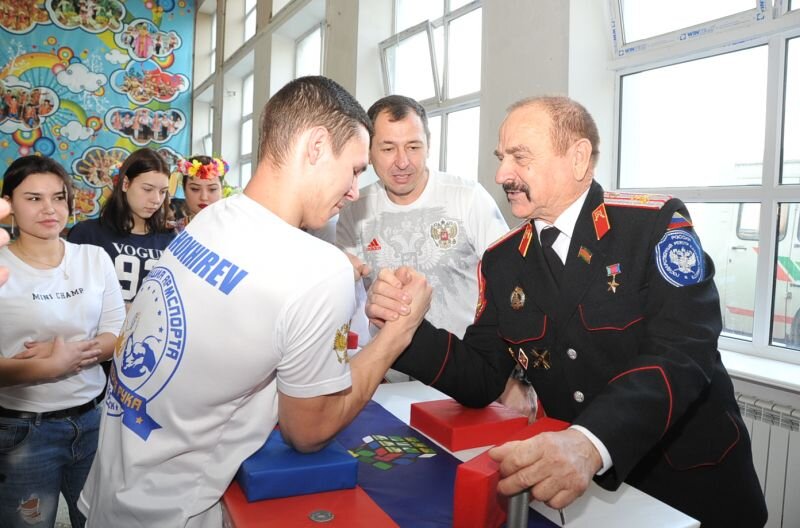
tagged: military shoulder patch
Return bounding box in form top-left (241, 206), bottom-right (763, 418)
top-left (604, 191), bottom-right (671, 210)
top-left (667, 211), bottom-right (693, 230)
top-left (485, 220), bottom-right (529, 254)
top-left (655, 229), bottom-right (705, 287)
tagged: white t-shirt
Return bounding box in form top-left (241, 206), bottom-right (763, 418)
top-left (0, 242), bottom-right (125, 411)
top-left (80, 193), bottom-right (355, 528)
top-left (337, 171), bottom-right (508, 338)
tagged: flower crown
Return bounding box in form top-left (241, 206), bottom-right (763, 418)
top-left (176, 157), bottom-right (229, 180)
top-left (109, 162), bottom-right (122, 186)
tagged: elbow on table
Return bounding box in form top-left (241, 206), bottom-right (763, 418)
top-left (279, 428), bottom-right (333, 454)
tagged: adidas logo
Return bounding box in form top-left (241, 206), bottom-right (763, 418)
top-left (366, 238), bottom-right (381, 251)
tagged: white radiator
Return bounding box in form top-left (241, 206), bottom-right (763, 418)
top-left (736, 393), bottom-right (800, 528)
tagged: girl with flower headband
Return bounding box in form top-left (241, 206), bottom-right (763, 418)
top-left (68, 148), bottom-right (175, 303)
top-left (174, 155), bottom-right (230, 232)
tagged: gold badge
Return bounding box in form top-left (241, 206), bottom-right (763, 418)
top-left (333, 323), bottom-right (351, 364)
top-left (531, 349), bottom-right (551, 369)
top-left (516, 348), bottom-right (529, 369)
top-left (510, 286), bottom-right (526, 310)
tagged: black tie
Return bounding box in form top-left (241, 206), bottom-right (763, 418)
top-left (540, 226), bottom-right (563, 287)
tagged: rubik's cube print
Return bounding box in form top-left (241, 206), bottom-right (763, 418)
top-left (349, 434), bottom-right (436, 470)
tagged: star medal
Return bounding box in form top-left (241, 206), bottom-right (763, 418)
top-left (606, 263), bottom-right (622, 293)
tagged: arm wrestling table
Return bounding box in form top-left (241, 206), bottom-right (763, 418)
top-left (222, 381), bottom-right (699, 528)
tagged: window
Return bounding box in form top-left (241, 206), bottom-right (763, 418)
top-left (240, 74), bottom-right (254, 186)
top-left (381, 1), bottom-right (482, 179)
top-left (395, 0), bottom-right (443, 32)
top-left (210, 13), bottom-right (217, 74)
top-left (203, 107), bottom-right (213, 155)
top-left (272, 0), bottom-right (292, 17)
top-left (619, 46), bottom-right (768, 189)
top-left (444, 106), bottom-right (480, 180)
top-left (619, 0), bottom-right (754, 43)
top-left (191, 85), bottom-right (214, 158)
top-left (295, 24), bottom-right (322, 78)
top-left (244, 0), bottom-right (257, 41)
top-left (784, 37), bottom-right (800, 184)
top-left (613, 3), bottom-right (800, 363)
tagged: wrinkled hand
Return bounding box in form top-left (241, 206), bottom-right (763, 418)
top-left (365, 267), bottom-right (414, 328)
top-left (344, 251), bottom-right (371, 282)
top-left (488, 429), bottom-right (602, 509)
top-left (14, 337), bottom-right (102, 378)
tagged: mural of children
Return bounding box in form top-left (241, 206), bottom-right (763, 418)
top-left (154, 34), bottom-right (163, 56)
top-left (23, 103), bottom-right (38, 128)
top-left (123, 24), bottom-right (136, 47)
top-left (29, 88), bottom-right (41, 107)
top-left (111, 110), bottom-right (122, 131)
top-left (136, 108), bottom-right (151, 142)
top-left (131, 109), bottom-right (142, 141)
top-left (121, 112), bottom-right (134, 136)
top-left (39, 97), bottom-right (53, 116)
top-left (151, 112), bottom-right (161, 141)
top-left (133, 23), bottom-right (152, 59)
top-left (7, 95), bottom-right (19, 119)
top-left (167, 32), bottom-right (179, 53)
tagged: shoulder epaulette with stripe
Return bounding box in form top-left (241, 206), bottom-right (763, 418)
top-left (603, 191), bottom-right (672, 210)
top-left (485, 220), bottom-right (529, 254)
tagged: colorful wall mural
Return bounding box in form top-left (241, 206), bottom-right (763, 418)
top-left (0, 0), bottom-right (194, 222)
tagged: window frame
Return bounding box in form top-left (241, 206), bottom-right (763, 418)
top-left (609, 4), bottom-right (800, 364)
top-left (379, 1), bottom-right (482, 177)
top-left (293, 22), bottom-right (325, 79)
top-left (244, 0), bottom-right (258, 42)
top-left (239, 73), bottom-right (254, 173)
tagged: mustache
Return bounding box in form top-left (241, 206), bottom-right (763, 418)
top-left (502, 182), bottom-right (530, 199)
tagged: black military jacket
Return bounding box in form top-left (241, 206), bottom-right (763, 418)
top-left (394, 181), bottom-right (767, 527)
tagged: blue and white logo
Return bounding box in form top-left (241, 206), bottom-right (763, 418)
top-left (106, 266), bottom-right (186, 440)
top-left (655, 229), bottom-right (705, 287)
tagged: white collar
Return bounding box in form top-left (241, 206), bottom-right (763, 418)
top-left (533, 186), bottom-right (591, 239)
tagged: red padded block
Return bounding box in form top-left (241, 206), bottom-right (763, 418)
top-left (410, 399), bottom-right (528, 451)
top-left (222, 481), bottom-right (398, 528)
top-left (452, 417), bottom-right (569, 528)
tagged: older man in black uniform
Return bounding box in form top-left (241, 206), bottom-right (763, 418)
top-left (367, 96), bottom-right (767, 527)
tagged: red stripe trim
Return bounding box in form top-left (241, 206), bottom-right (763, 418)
top-left (663, 412), bottom-right (741, 470)
top-left (430, 333), bottom-right (452, 385)
top-left (609, 366), bottom-right (673, 436)
top-left (578, 305), bottom-right (644, 331)
top-left (500, 315), bottom-right (548, 344)
top-left (474, 260), bottom-right (487, 322)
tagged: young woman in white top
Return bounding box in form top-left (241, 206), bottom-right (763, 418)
top-left (0, 155), bottom-right (126, 528)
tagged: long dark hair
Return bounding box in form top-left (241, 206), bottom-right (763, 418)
top-left (100, 148), bottom-right (171, 235)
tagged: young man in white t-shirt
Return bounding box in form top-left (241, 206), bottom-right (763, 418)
top-left (79, 76), bottom-right (432, 528)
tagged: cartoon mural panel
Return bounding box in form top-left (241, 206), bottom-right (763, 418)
top-left (0, 0), bottom-right (194, 223)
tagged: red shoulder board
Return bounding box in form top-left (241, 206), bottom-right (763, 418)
top-left (485, 220), bottom-right (529, 255)
top-left (603, 191), bottom-right (671, 209)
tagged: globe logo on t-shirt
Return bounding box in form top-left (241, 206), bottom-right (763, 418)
top-left (106, 266), bottom-right (187, 440)
top-left (121, 335), bottom-right (159, 378)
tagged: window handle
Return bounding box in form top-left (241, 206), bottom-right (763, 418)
top-left (730, 246), bottom-right (747, 251)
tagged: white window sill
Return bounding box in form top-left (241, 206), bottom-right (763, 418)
top-left (720, 349), bottom-right (800, 394)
